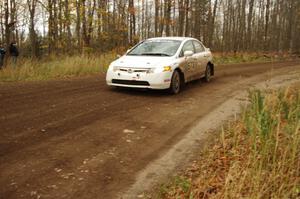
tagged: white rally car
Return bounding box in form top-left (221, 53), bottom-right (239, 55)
top-left (106, 37), bottom-right (214, 94)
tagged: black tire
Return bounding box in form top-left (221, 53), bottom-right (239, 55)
top-left (169, 70), bottom-right (181, 94)
top-left (204, 65), bottom-right (212, 82)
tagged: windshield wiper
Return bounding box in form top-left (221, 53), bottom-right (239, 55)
top-left (140, 53), bottom-right (170, 57)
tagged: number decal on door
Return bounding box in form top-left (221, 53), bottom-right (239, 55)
top-left (186, 62), bottom-right (196, 72)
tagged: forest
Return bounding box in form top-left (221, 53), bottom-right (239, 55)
top-left (0, 0), bottom-right (300, 58)
top-left (1, 1), bottom-right (300, 199)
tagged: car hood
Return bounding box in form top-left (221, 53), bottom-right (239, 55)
top-left (113, 55), bottom-right (174, 68)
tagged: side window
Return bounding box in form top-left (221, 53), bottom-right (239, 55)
top-left (193, 41), bottom-right (205, 53)
top-left (180, 41), bottom-right (194, 57)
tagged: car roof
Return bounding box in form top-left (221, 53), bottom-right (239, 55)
top-left (147, 37), bottom-right (195, 42)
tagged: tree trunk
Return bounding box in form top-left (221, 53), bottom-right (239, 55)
top-left (164, 0), bottom-right (171, 36)
top-left (27, 0), bottom-right (38, 58)
top-left (184, 0), bottom-right (189, 37)
top-left (154, 0), bottom-right (159, 36)
top-left (247, 0), bottom-right (255, 50)
top-left (75, 0), bottom-right (81, 52)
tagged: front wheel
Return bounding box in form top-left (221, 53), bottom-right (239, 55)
top-left (169, 70), bottom-right (181, 94)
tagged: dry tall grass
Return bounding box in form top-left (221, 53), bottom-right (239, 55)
top-left (0, 53), bottom-right (116, 81)
top-left (213, 52), bottom-right (295, 65)
top-left (0, 51), bottom-right (295, 82)
top-left (162, 88), bottom-right (300, 199)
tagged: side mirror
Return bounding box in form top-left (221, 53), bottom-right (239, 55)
top-left (184, 51), bottom-right (194, 57)
top-left (205, 48), bottom-right (210, 52)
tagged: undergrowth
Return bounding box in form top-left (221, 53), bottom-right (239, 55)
top-left (0, 53), bottom-right (116, 81)
top-left (213, 52), bottom-right (294, 65)
top-left (161, 87), bottom-right (300, 199)
top-left (0, 52), bottom-right (296, 82)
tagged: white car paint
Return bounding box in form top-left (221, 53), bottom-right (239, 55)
top-left (106, 37), bottom-right (214, 91)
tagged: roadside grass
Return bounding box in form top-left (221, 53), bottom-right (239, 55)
top-left (0, 51), bottom-right (297, 82)
top-left (213, 52), bottom-right (295, 65)
top-left (0, 53), bottom-right (116, 81)
top-left (160, 87), bottom-right (300, 199)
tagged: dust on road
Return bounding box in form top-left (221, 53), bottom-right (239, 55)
top-left (0, 61), bottom-right (299, 199)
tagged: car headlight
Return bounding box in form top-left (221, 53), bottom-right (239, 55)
top-left (163, 66), bottom-right (172, 72)
top-left (149, 66), bottom-right (172, 73)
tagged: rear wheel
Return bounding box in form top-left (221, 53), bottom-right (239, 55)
top-left (204, 65), bottom-right (212, 82)
top-left (169, 70), bottom-right (181, 94)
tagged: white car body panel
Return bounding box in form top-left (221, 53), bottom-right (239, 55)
top-left (106, 37), bottom-right (214, 90)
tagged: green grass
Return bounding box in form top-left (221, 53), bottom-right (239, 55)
top-left (0, 53), bottom-right (116, 81)
top-left (161, 87), bottom-right (300, 199)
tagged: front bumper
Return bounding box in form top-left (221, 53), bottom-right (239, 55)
top-left (106, 70), bottom-right (172, 90)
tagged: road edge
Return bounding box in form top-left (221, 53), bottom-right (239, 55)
top-left (119, 68), bottom-right (300, 199)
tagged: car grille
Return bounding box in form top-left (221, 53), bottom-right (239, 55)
top-left (119, 68), bottom-right (149, 73)
top-left (112, 79), bottom-right (150, 86)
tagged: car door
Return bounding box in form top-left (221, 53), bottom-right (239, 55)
top-left (192, 40), bottom-right (207, 77)
top-left (179, 40), bottom-right (196, 82)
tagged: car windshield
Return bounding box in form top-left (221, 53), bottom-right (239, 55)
top-left (127, 40), bottom-right (182, 57)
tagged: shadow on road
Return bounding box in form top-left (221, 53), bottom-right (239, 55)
top-left (107, 78), bottom-right (210, 97)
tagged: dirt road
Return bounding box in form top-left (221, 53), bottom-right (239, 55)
top-left (0, 61), bottom-right (300, 199)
